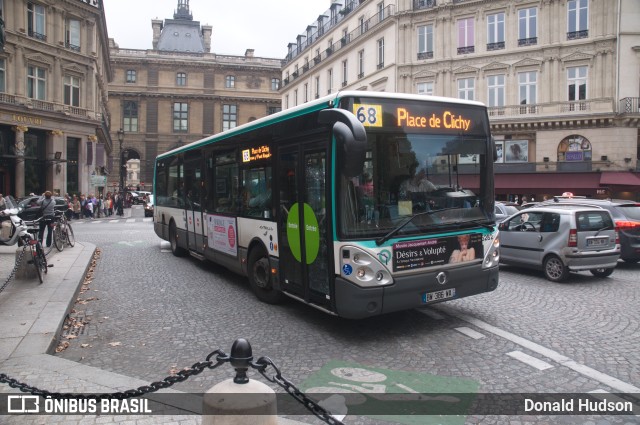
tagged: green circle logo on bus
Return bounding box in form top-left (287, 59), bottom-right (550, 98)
top-left (286, 203), bottom-right (320, 264)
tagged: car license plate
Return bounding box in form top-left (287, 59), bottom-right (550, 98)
top-left (422, 288), bottom-right (456, 303)
top-left (587, 237), bottom-right (608, 247)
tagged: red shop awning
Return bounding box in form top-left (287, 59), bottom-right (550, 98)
top-left (495, 173), bottom-right (602, 191)
top-left (599, 172), bottom-right (640, 186)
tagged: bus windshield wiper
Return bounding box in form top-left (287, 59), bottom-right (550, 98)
top-left (454, 219), bottom-right (495, 231)
top-left (375, 208), bottom-right (457, 246)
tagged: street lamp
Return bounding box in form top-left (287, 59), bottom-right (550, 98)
top-left (117, 128), bottom-right (125, 196)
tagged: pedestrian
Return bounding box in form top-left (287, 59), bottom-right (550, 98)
top-left (0, 193), bottom-right (6, 210)
top-left (86, 196), bottom-right (94, 219)
top-left (37, 191), bottom-right (56, 247)
top-left (72, 195), bottom-right (81, 219)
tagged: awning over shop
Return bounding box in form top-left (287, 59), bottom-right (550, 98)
top-left (599, 172), bottom-right (640, 186)
top-left (494, 173), bottom-right (602, 191)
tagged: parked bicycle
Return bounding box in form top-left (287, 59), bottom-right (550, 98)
top-left (42, 211), bottom-right (74, 256)
top-left (0, 196), bottom-right (49, 284)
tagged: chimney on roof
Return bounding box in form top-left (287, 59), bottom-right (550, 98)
top-left (245, 49), bottom-right (255, 58)
top-left (151, 19), bottom-right (163, 50)
top-left (202, 25), bottom-right (212, 53)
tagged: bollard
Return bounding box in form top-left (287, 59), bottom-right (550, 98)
top-left (202, 339), bottom-right (277, 425)
top-left (14, 248), bottom-right (37, 280)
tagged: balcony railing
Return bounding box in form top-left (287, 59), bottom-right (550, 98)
top-left (28, 30), bottom-right (47, 41)
top-left (619, 97), bottom-right (640, 114)
top-left (487, 41), bottom-right (505, 51)
top-left (414, 0), bottom-right (437, 10)
top-left (457, 45), bottom-right (475, 55)
top-left (518, 37), bottom-right (537, 47)
top-left (284, 4), bottom-right (396, 65)
top-left (487, 98), bottom-right (614, 120)
top-left (66, 42), bottom-right (81, 52)
top-left (567, 30), bottom-right (588, 40)
top-left (0, 93), bottom-right (94, 119)
top-left (418, 51), bottom-right (434, 60)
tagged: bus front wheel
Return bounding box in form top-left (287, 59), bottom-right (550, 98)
top-left (169, 221), bottom-right (186, 257)
top-left (248, 248), bottom-right (283, 304)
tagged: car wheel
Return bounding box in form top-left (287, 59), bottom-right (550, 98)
top-left (543, 255), bottom-right (569, 282)
top-left (590, 268), bottom-right (614, 278)
top-left (248, 247), bottom-right (283, 304)
top-left (169, 221), bottom-right (186, 257)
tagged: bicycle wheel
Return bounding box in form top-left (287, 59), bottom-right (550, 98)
top-left (65, 222), bottom-right (75, 247)
top-left (31, 245), bottom-right (43, 284)
top-left (53, 225), bottom-right (64, 252)
top-left (43, 230), bottom-right (54, 256)
top-left (36, 242), bottom-right (48, 276)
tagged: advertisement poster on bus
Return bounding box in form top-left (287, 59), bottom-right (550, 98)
top-left (392, 234), bottom-right (483, 272)
top-left (207, 214), bottom-right (237, 256)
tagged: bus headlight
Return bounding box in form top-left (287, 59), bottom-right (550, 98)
top-left (341, 245), bottom-right (393, 287)
top-left (482, 236), bottom-right (500, 269)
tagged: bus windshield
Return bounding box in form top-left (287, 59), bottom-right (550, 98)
top-left (339, 132), bottom-right (490, 239)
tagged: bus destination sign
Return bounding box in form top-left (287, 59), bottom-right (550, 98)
top-left (242, 145), bottom-right (271, 162)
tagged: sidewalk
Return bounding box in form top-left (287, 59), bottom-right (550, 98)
top-left (0, 208), bottom-right (309, 424)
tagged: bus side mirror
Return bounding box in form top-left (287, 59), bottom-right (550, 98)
top-left (319, 108), bottom-right (367, 177)
top-left (491, 136), bottom-right (498, 162)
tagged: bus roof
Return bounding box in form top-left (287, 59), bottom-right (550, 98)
top-left (156, 91), bottom-right (487, 160)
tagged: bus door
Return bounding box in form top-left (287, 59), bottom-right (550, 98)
top-left (183, 153), bottom-right (205, 254)
top-left (277, 143), bottom-right (331, 309)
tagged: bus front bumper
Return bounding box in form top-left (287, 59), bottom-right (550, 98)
top-left (334, 263), bottom-right (499, 319)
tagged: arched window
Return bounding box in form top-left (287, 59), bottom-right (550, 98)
top-left (557, 135), bottom-right (591, 162)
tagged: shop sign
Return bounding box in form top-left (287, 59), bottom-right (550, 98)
top-left (11, 114), bottom-right (43, 125)
top-left (90, 175), bottom-right (107, 186)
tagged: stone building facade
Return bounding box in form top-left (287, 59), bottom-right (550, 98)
top-left (281, 0), bottom-right (640, 200)
top-left (107, 0), bottom-right (282, 191)
top-left (0, 0), bottom-right (112, 198)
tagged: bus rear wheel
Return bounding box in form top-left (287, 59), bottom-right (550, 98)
top-left (248, 248), bottom-right (283, 304)
top-left (169, 221), bottom-right (186, 257)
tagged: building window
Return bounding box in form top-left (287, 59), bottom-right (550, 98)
top-left (65, 18), bottom-right (80, 51)
top-left (123, 101), bottom-right (138, 132)
top-left (342, 60), bottom-right (348, 87)
top-left (126, 70), bottom-right (136, 83)
top-left (458, 78), bottom-right (474, 100)
top-left (63, 75), bottom-right (80, 107)
top-left (417, 82), bottom-right (434, 96)
top-left (226, 76), bottom-right (235, 88)
top-left (377, 1), bottom-right (385, 21)
top-left (567, 66), bottom-right (587, 110)
top-left (176, 72), bottom-right (187, 86)
top-left (27, 2), bottom-right (46, 41)
top-left (377, 38), bottom-right (385, 69)
top-left (417, 24), bottom-right (434, 59)
top-left (358, 50), bottom-right (365, 78)
top-left (303, 83), bottom-right (308, 102)
top-left (487, 74), bottom-right (505, 109)
top-left (518, 7), bottom-right (537, 46)
top-left (271, 78), bottom-right (280, 91)
top-left (567, 0), bottom-right (588, 39)
top-left (173, 102), bottom-right (188, 132)
top-left (457, 18), bottom-right (474, 54)
top-left (315, 76), bottom-right (320, 98)
top-left (487, 13), bottom-right (505, 51)
top-left (267, 106), bottom-right (280, 115)
top-left (327, 69), bottom-right (333, 94)
top-left (518, 71), bottom-right (537, 113)
top-left (558, 135), bottom-right (592, 162)
top-left (27, 65), bottom-right (46, 100)
top-left (222, 104), bottom-right (237, 131)
top-left (0, 58), bottom-right (5, 92)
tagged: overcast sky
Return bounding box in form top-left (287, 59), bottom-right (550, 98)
top-left (104, 0), bottom-right (330, 58)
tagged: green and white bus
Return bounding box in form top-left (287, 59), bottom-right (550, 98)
top-left (153, 91), bottom-right (499, 319)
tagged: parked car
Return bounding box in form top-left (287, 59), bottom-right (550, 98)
top-left (17, 195), bottom-right (69, 221)
top-left (130, 191), bottom-right (152, 205)
top-left (538, 197), bottom-right (640, 264)
top-left (144, 195), bottom-right (154, 217)
top-left (494, 202), bottom-right (520, 222)
top-left (498, 205), bottom-right (620, 282)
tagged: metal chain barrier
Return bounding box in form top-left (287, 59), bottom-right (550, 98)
top-left (0, 244), bottom-right (27, 294)
top-left (0, 339), bottom-right (343, 425)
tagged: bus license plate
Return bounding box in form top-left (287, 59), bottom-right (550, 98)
top-left (422, 288), bottom-right (456, 303)
top-left (587, 237), bottom-right (608, 247)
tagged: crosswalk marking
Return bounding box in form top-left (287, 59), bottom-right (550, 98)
top-left (506, 350), bottom-right (553, 371)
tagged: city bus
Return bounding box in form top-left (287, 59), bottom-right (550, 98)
top-left (153, 91), bottom-right (499, 319)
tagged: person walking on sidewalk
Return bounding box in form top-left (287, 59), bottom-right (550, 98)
top-left (37, 191), bottom-right (56, 247)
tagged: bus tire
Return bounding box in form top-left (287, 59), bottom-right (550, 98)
top-left (248, 247), bottom-right (283, 304)
top-left (169, 221), bottom-right (186, 257)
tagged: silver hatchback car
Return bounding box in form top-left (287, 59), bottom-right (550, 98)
top-left (498, 205), bottom-right (620, 282)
